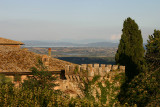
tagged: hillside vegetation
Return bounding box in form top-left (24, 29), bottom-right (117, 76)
top-left (118, 69), bottom-right (160, 106)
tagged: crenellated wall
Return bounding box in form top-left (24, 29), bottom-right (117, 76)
top-left (0, 63), bottom-right (125, 99)
top-left (59, 64), bottom-right (125, 98)
top-left (65, 64), bottom-right (125, 82)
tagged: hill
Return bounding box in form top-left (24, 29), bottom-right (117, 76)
top-left (23, 40), bottom-right (118, 47)
top-left (86, 42), bottom-right (118, 47)
top-left (0, 46), bottom-right (75, 72)
top-left (23, 40), bottom-right (82, 47)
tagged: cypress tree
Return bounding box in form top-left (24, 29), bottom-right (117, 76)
top-left (115, 17), bottom-right (145, 81)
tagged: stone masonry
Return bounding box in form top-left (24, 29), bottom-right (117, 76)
top-left (57, 64), bottom-right (125, 98)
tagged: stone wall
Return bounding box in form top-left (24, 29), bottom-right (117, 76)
top-left (65, 64), bottom-right (125, 82)
top-left (1, 63), bottom-right (125, 100)
top-left (58, 64), bottom-right (125, 98)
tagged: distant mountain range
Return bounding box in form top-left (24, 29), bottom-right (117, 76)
top-left (22, 40), bottom-right (147, 48)
top-left (22, 40), bottom-right (118, 47)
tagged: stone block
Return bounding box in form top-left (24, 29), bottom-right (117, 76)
top-left (72, 75), bottom-right (77, 82)
top-left (100, 64), bottom-right (106, 68)
top-left (65, 65), bottom-right (70, 75)
top-left (119, 66), bottom-right (125, 72)
top-left (69, 65), bottom-right (75, 75)
top-left (99, 67), bottom-right (105, 77)
top-left (107, 65), bottom-right (112, 71)
top-left (76, 76), bottom-right (80, 81)
top-left (88, 77), bottom-right (94, 81)
top-left (80, 66), bottom-right (87, 77)
top-left (69, 75), bottom-right (73, 81)
top-left (94, 68), bottom-right (99, 75)
top-left (101, 64), bottom-right (106, 71)
top-left (81, 64), bottom-right (87, 70)
top-left (105, 67), bottom-right (110, 73)
top-left (65, 75), bottom-right (70, 80)
top-left (88, 67), bottom-right (94, 77)
top-left (78, 65), bottom-right (81, 72)
top-left (93, 64), bottom-right (99, 75)
top-left (112, 65), bottom-right (118, 71)
top-left (87, 64), bottom-right (93, 68)
top-left (94, 64), bottom-right (99, 68)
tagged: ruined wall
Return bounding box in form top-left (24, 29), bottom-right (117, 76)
top-left (1, 62), bottom-right (125, 101)
top-left (65, 64), bottom-right (125, 82)
top-left (58, 64), bottom-right (125, 98)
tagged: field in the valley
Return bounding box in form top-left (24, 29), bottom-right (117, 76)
top-left (26, 47), bottom-right (117, 64)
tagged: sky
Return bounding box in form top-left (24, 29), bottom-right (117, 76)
top-left (0, 0), bottom-right (160, 43)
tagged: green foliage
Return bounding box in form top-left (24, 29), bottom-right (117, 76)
top-left (0, 83), bottom-right (100, 107)
top-left (91, 75), bottom-right (101, 84)
top-left (14, 74), bottom-right (21, 82)
top-left (80, 75), bottom-right (101, 101)
top-left (97, 82), bottom-right (107, 104)
top-left (0, 74), bottom-right (13, 85)
top-left (101, 73), bottom-right (125, 106)
top-left (79, 73), bottom-right (125, 106)
top-left (145, 29), bottom-right (160, 70)
top-left (0, 63), bottom-right (126, 107)
top-left (115, 17), bottom-right (145, 81)
top-left (118, 69), bottom-right (160, 107)
top-left (146, 30), bottom-right (160, 56)
top-left (22, 58), bottom-right (58, 91)
top-left (36, 56), bottom-right (47, 70)
top-left (0, 58), bottom-right (100, 107)
top-left (118, 29), bottom-right (160, 107)
top-left (74, 66), bottom-right (79, 74)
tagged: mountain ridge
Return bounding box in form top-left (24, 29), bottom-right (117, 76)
top-left (22, 40), bottom-right (118, 47)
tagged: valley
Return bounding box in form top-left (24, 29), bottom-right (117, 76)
top-left (25, 47), bottom-right (117, 64)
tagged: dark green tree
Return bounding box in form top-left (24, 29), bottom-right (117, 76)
top-left (145, 30), bottom-right (160, 70)
top-left (115, 17), bottom-right (145, 81)
top-left (118, 29), bottom-right (160, 107)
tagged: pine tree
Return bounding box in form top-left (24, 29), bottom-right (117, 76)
top-left (115, 17), bottom-right (145, 81)
top-left (145, 30), bottom-right (160, 70)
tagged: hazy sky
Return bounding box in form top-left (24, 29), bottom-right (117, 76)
top-left (0, 0), bottom-right (160, 43)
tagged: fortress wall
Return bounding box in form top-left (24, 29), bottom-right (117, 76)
top-left (65, 64), bottom-right (125, 82)
top-left (61, 64), bottom-right (125, 98)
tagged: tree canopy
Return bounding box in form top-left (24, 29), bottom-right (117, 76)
top-left (145, 30), bottom-right (160, 70)
top-left (115, 17), bottom-right (145, 81)
top-left (118, 29), bottom-right (160, 107)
